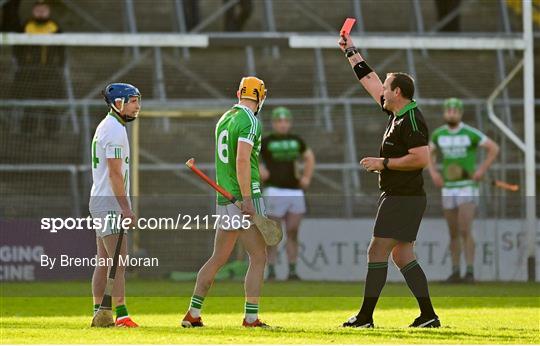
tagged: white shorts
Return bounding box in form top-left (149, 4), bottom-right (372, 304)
top-left (264, 187), bottom-right (306, 218)
top-left (90, 210), bottom-right (127, 238)
top-left (441, 185), bottom-right (479, 210)
top-left (215, 197), bottom-right (266, 231)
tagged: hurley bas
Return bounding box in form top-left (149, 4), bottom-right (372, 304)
top-left (40, 254), bottom-right (159, 269)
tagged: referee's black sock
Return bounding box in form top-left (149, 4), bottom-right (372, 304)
top-left (358, 262), bottom-right (388, 319)
top-left (400, 260), bottom-right (436, 318)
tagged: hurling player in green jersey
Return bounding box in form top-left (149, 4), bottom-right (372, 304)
top-left (428, 98), bottom-right (499, 283)
top-left (182, 77), bottom-right (270, 328)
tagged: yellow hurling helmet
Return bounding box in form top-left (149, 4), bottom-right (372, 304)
top-left (238, 76), bottom-right (267, 114)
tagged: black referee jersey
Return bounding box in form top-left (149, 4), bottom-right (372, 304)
top-left (373, 97), bottom-right (430, 242)
top-left (378, 97), bottom-right (429, 195)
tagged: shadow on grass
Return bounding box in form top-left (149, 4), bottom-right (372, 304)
top-left (1, 295), bottom-right (538, 318)
top-left (2, 280), bottom-right (540, 298)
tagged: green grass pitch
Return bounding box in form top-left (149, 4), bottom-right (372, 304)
top-left (1, 280), bottom-right (538, 344)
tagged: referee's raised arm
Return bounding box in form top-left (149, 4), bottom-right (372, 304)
top-left (338, 33), bottom-right (383, 106)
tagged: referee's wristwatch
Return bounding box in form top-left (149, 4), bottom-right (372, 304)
top-left (382, 158), bottom-right (390, 170)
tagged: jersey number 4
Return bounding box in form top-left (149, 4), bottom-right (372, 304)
top-left (92, 138), bottom-right (100, 168)
top-left (218, 130), bottom-right (229, 164)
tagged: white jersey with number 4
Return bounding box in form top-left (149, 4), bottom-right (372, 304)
top-left (89, 112), bottom-right (130, 213)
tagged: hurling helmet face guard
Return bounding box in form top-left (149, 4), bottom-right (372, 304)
top-left (103, 83), bottom-right (141, 122)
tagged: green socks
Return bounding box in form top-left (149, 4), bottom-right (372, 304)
top-left (452, 265), bottom-right (474, 276)
top-left (289, 263), bottom-right (296, 275)
top-left (94, 303), bottom-right (129, 319)
top-left (189, 295), bottom-right (205, 317)
top-left (245, 302), bottom-right (259, 323)
top-left (452, 264), bottom-right (460, 275)
top-left (466, 265), bottom-right (474, 275)
top-left (187, 296), bottom-right (258, 322)
top-left (268, 264), bottom-right (275, 277)
top-left (115, 304), bottom-right (129, 320)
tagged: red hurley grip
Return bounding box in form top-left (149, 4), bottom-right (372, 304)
top-left (340, 18), bottom-right (356, 36)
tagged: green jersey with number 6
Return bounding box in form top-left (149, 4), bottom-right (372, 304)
top-left (430, 122), bottom-right (487, 188)
top-left (215, 104), bottom-right (262, 205)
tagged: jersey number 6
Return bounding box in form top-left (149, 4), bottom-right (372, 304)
top-left (217, 130), bottom-right (229, 163)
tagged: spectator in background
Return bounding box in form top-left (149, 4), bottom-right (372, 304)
top-left (224, 0), bottom-right (252, 31)
top-left (434, 0), bottom-right (462, 32)
top-left (10, 1), bottom-right (65, 135)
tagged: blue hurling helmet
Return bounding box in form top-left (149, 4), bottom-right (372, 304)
top-left (102, 83), bottom-right (141, 122)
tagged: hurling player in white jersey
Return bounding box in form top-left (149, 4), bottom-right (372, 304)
top-left (89, 83), bottom-right (141, 327)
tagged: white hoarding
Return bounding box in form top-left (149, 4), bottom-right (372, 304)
top-left (273, 218), bottom-right (540, 282)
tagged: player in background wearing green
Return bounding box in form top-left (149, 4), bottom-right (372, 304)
top-left (260, 107), bottom-right (315, 280)
top-left (182, 77), bottom-right (269, 328)
top-left (90, 83), bottom-right (141, 327)
top-left (428, 98), bottom-right (499, 283)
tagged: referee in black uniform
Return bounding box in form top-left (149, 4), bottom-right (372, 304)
top-left (338, 33), bottom-right (439, 328)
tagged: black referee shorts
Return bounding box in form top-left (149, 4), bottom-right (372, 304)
top-left (373, 192), bottom-right (427, 242)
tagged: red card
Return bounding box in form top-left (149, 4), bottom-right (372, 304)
top-left (340, 18), bottom-right (356, 36)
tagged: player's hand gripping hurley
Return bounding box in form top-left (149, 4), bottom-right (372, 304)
top-left (186, 158), bottom-right (283, 246)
